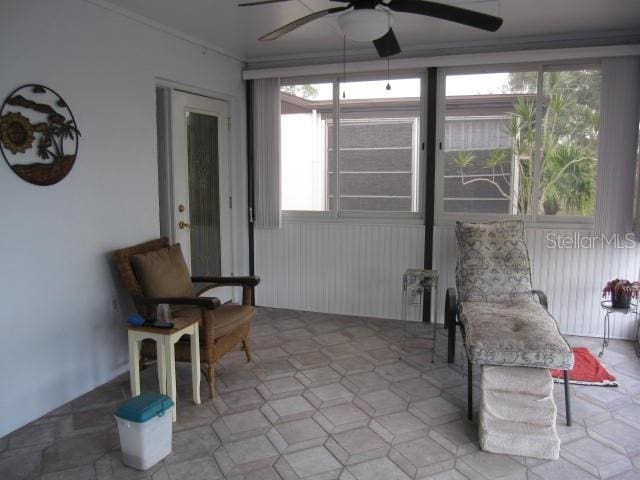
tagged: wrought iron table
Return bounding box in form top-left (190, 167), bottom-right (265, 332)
top-left (599, 300), bottom-right (639, 358)
top-left (401, 269), bottom-right (439, 363)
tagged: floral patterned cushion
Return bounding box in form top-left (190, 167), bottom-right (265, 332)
top-left (455, 221), bottom-right (533, 303)
top-left (459, 301), bottom-right (574, 369)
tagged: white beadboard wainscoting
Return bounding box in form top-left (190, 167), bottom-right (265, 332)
top-left (255, 222), bottom-right (640, 339)
top-left (435, 226), bottom-right (640, 340)
top-left (255, 222), bottom-right (425, 321)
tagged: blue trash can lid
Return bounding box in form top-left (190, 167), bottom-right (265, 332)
top-left (116, 393), bottom-right (174, 423)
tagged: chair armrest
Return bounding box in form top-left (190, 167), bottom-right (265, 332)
top-left (445, 288), bottom-right (458, 328)
top-left (446, 287), bottom-right (458, 364)
top-left (191, 275), bottom-right (261, 287)
top-left (532, 290), bottom-right (548, 310)
top-left (134, 295), bottom-right (221, 310)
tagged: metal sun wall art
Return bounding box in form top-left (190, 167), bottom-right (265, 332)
top-left (0, 84), bottom-right (80, 186)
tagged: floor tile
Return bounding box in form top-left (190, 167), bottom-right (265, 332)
top-left (254, 347), bottom-right (289, 361)
top-left (41, 430), bottom-right (117, 473)
top-left (41, 464), bottom-right (96, 480)
top-left (353, 336), bottom-right (389, 351)
top-left (165, 456), bottom-right (223, 480)
top-left (347, 457), bottom-right (410, 480)
top-left (589, 418), bottom-right (640, 455)
top-left (0, 452), bottom-right (41, 480)
top-left (276, 446), bottom-right (342, 479)
top-left (355, 389), bottom-right (407, 417)
top-left (323, 343), bottom-right (362, 359)
top-left (428, 419), bottom-right (478, 455)
top-left (95, 450), bottom-right (165, 479)
top-left (389, 436), bottom-right (455, 478)
top-left (375, 362), bottom-right (420, 383)
top-left (213, 409), bottom-right (271, 442)
top-left (257, 376), bottom-right (306, 400)
top-left (267, 418), bottom-right (328, 453)
top-left (364, 347), bottom-right (403, 366)
top-left (8, 307), bottom-right (640, 480)
top-left (304, 383), bottom-right (355, 408)
top-left (295, 366), bottom-right (343, 387)
top-left (331, 356), bottom-right (376, 375)
top-left (282, 338), bottom-right (321, 355)
top-left (344, 326), bottom-right (376, 338)
top-left (260, 395), bottom-right (316, 424)
top-left (409, 397), bottom-right (462, 426)
top-left (457, 450), bottom-right (526, 480)
top-left (214, 435), bottom-right (279, 477)
top-left (212, 388), bottom-right (264, 415)
top-left (315, 332), bottom-right (350, 346)
top-left (422, 367), bottom-right (467, 389)
top-left (574, 385), bottom-right (632, 409)
top-left (341, 371), bottom-right (390, 395)
top-left (289, 351), bottom-right (332, 370)
top-left (227, 466), bottom-right (282, 480)
top-left (561, 437), bottom-right (633, 478)
top-left (253, 359), bottom-right (298, 381)
top-left (326, 426), bottom-right (389, 465)
top-left (529, 458), bottom-right (596, 480)
top-left (369, 411), bottom-right (429, 444)
top-left (9, 422), bottom-right (57, 449)
top-left (313, 403), bottom-right (370, 433)
top-left (390, 377), bottom-right (440, 402)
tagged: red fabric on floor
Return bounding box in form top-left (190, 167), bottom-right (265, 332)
top-left (551, 347), bottom-right (616, 383)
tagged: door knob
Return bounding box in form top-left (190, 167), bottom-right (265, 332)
top-left (178, 221), bottom-right (190, 230)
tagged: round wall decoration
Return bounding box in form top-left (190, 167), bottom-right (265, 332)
top-left (0, 84), bottom-right (80, 186)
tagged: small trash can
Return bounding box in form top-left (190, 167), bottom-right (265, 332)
top-left (115, 393), bottom-right (174, 470)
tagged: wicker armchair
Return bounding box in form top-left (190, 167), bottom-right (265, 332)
top-left (113, 237), bottom-right (260, 399)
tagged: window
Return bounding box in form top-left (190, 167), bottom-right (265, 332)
top-left (440, 65), bottom-right (601, 220)
top-left (280, 83), bottom-right (332, 211)
top-left (280, 76), bottom-right (423, 216)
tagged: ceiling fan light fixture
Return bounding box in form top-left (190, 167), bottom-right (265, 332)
top-left (337, 8), bottom-right (390, 42)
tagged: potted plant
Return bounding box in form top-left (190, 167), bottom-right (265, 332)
top-left (602, 279), bottom-right (640, 309)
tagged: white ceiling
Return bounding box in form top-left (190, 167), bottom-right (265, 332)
top-left (103, 0), bottom-right (640, 62)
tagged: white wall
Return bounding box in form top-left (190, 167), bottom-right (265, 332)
top-left (256, 223), bottom-right (640, 340)
top-left (255, 222), bottom-right (425, 320)
top-left (0, 0), bottom-right (248, 436)
top-left (434, 225), bottom-right (640, 340)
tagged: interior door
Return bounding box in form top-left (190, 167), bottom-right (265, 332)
top-left (170, 91), bottom-right (233, 303)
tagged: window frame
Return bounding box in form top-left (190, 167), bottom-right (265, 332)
top-left (434, 60), bottom-right (602, 228)
top-left (280, 71), bottom-right (427, 223)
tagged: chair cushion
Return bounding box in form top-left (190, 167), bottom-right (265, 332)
top-left (459, 300), bottom-right (573, 370)
top-left (130, 244), bottom-right (193, 298)
top-left (173, 304), bottom-right (254, 340)
top-left (455, 221), bottom-right (533, 303)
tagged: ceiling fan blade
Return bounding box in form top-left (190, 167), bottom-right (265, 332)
top-left (259, 6), bottom-right (350, 41)
top-left (373, 28), bottom-right (401, 57)
top-left (239, 0), bottom-right (293, 6)
top-left (388, 0), bottom-right (503, 32)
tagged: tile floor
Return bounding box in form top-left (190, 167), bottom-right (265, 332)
top-left (2, 307), bottom-right (640, 479)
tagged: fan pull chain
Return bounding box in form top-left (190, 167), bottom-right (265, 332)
top-left (386, 57), bottom-right (391, 91)
top-left (385, 12), bottom-right (391, 91)
top-left (342, 35), bottom-right (346, 99)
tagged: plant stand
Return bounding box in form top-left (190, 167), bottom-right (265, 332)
top-left (599, 300), bottom-right (639, 358)
top-left (401, 269), bottom-right (439, 364)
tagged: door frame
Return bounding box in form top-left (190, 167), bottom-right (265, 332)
top-left (156, 82), bottom-right (235, 284)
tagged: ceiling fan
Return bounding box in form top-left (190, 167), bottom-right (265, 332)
top-left (238, 0), bottom-right (503, 58)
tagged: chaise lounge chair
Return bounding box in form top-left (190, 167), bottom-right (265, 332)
top-left (445, 221), bottom-right (573, 427)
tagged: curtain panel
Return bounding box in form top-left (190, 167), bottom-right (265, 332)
top-left (595, 56), bottom-right (640, 235)
top-left (252, 78), bottom-right (282, 229)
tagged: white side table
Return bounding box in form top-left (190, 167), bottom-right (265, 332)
top-left (127, 317), bottom-right (201, 421)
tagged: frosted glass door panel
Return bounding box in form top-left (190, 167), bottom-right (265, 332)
top-left (186, 112), bottom-right (221, 277)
